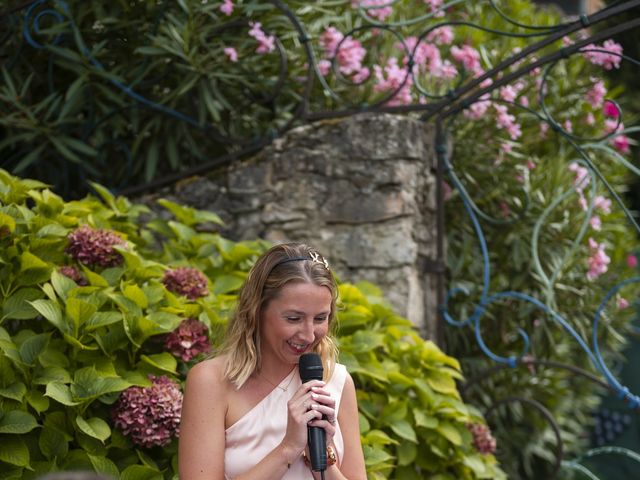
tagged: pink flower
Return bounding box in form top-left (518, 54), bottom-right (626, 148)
top-left (424, 0), bottom-right (445, 17)
top-left (500, 85), bottom-right (518, 102)
top-left (224, 47), bottom-right (238, 62)
top-left (519, 96), bottom-right (529, 107)
top-left (248, 22), bottom-right (275, 54)
top-left (582, 39), bottom-right (623, 70)
top-left (585, 79), bottom-right (606, 108)
top-left (586, 237), bottom-right (610, 280)
top-left (493, 104), bottom-right (522, 140)
top-left (463, 96), bottom-right (491, 120)
top-left (617, 297), bottom-right (630, 310)
top-left (426, 26), bottom-right (454, 45)
top-left (320, 27), bottom-right (367, 77)
top-left (611, 134), bottom-right (631, 154)
top-left (451, 44), bottom-right (482, 75)
top-left (165, 318), bottom-right (211, 361)
top-left (568, 162), bottom-right (590, 192)
top-left (65, 225), bottom-right (125, 268)
top-left (352, 0), bottom-right (393, 21)
top-left (112, 375), bottom-right (182, 448)
top-left (162, 267), bottom-right (209, 300)
top-left (563, 119), bottom-right (573, 133)
top-left (467, 423), bottom-right (497, 455)
top-left (603, 100), bottom-right (620, 118)
top-left (585, 112), bottom-right (596, 125)
top-left (373, 57), bottom-right (413, 106)
top-left (627, 254), bottom-right (638, 269)
top-left (589, 216), bottom-right (601, 231)
top-left (58, 266), bottom-right (88, 286)
top-left (526, 159), bottom-right (536, 170)
top-left (219, 0), bottom-right (233, 16)
top-left (593, 195), bottom-right (611, 214)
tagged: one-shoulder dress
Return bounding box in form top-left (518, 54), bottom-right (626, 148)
top-left (224, 363), bottom-right (348, 479)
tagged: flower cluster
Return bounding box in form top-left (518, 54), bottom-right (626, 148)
top-left (65, 225), bottom-right (125, 268)
top-left (162, 267), bottom-right (209, 300)
top-left (587, 237), bottom-right (610, 281)
top-left (467, 422), bottom-right (497, 455)
top-left (582, 39), bottom-right (623, 70)
top-left (58, 266), bottom-right (88, 286)
top-left (248, 22), bottom-right (275, 54)
top-left (220, 0), bottom-right (233, 16)
top-left (111, 375), bottom-right (182, 448)
top-left (165, 318), bottom-right (211, 361)
top-left (319, 27), bottom-right (369, 81)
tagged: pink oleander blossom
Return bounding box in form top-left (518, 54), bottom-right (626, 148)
top-left (467, 423), bottom-right (497, 455)
top-left (220, 0), bottom-right (233, 16)
top-left (612, 135), bottom-right (631, 154)
top-left (586, 237), bottom-right (610, 280)
top-left (352, 0), bottom-right (393, 21)
top-left (617, 297), bottom-right (630, 310)
top-left (585, 79), bottom-right (606, 108)
top-left (65, 225), bottom-right (125, 268)
top-left (112, 375), bottom-right (182, 448)
top-left (58, 266), bottom-right (88, 286)
top-left (593, 195), bottom-right (611, 214)
top-left (603, 101), bottom-right (620, 118)
top-left (450, 44), bottom-right (482, 75)
top-left (427, 26), bottom-right (454, 45)
top-left (464, 96), bottom-right (491, 120)
top-left (224, 47), bottom-right (238, 62)
top-left (590, 216), bottom-right (601, 231)
top-left (627, 254), bottom-right (638, 269)
top-left (165, 318), bottom-right (211, 361)
top-left (248, 22), bottom-right (275, 54)
top-left (493, 104), bottom-right (522, 140)
top-left (373, 57), bottom-right (413, 106)
top-left (424, 0), bottom-right (445, 17)
top-left (162, 267), bottom-right (209, 300)
top-left (568, 162), bottom-right (590, 192)
top-left (319, 27), bottom-right (367, 77)
top-left (582, 39), bottom-right (623, 70)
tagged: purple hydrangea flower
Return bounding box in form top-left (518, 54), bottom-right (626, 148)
top-left (65, 225), bottom-right (125, 268)
top-left (467, 422), bottom-right (497, 455)
top-left (111, 375), bottom-right (182, 448)
top-left (58, 265), bottom-right (88, 286)
top-left (165, 318), bottom-right (211, 362)
top-left (162, 267), bottom-right (209, 300)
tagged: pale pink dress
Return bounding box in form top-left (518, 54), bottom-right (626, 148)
top-left (224, 363), bottom-right (348, 479)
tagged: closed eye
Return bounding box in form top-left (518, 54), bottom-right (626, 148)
top-left (314, 315), bottom-right (329, 323)
top-left (286, 316), bottom-right (301, 322)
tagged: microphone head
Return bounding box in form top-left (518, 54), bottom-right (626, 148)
top-left (299, 353), bottom-right (323, 382)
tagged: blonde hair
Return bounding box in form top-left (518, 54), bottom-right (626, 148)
top-left (219, 243), bottom-right (339, 389)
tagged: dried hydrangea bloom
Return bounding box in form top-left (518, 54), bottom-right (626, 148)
top-left (162, 267), bottom-right (209, 300)
top-left (111, 375), bottom-right (182, 448)
top-left (165, 318), bottom-right (211, 362)
top-left (58, 265), bottom-right (88, 286)
top-left (65, 225), bottom-right (125, 268)
top-left (467, 422), bottom-right (497, 455)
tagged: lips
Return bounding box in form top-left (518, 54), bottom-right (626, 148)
top-left (287, 340), bottom-right (308, 354)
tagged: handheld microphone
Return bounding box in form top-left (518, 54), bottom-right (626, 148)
top-left (299, 353), bottom-right (327, 472)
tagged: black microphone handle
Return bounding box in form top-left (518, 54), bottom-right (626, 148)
top-left (307, 424), bottom-right (327, 471)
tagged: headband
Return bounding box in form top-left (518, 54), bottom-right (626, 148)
top-left (272, 251), bottom-right (330, 270)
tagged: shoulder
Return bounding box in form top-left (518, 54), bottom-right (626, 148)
top-left (185, 356), bottom-right (230, 397)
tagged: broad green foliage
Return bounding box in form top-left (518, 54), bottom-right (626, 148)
top-left (0, 169), bottom-right (504, 479)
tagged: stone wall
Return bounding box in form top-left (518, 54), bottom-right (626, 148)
top-left (145, 113), bottom-right (441, 337)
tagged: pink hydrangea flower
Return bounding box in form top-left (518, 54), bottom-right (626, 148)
top-left (627, 254), bottom-right (638, 269)
top-left (65, 225), bottom-right (125, 268)
top-left (112, 375), bottom-right (182, 448)
top-left (58, 266), bottom-right (88, 286)
top-left (586, 237), bottom-right (610, 280)
top-left (165, 318), bottom-right (211, 361)
top-left (467, 423), bottom-right (497, 455)
top-left (582, 39), bottom-right (623, 70)
top-left (162, 267), bottom-right (209, 300)
top-left (220, 0), bottom-right (233, 16)
top-left (248, 22), bottom-right (275, 54)
top-left (224, 47), bottom-right (238, 62)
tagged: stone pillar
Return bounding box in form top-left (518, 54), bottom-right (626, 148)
top-left (149, 113), bottom-right (441, 337)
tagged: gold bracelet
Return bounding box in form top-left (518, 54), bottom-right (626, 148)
top-left (302, 445), bottom-right (337, 467)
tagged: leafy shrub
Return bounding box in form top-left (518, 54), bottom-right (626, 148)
top-left (0, 169), bottom-right (503, 479)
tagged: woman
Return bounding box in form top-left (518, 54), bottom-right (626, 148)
top-left (179, 243), bottom-right (367, 479)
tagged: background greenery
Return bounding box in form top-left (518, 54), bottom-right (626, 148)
top-left (0, 169), bottom-right (505, 479)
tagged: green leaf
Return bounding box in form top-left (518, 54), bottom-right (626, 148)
top-left (397, 441), bottom-right (417, 466)
top-left (436, 421), bottom-right (462, 446)
top-left (29, 299), bottom-right (68, 333)
top-left (0, 382), bottom-right (27, 402)
top-left (34, 366), bottom-right (72, 385)
top-left (463, 454), bottom-right (488, 476)
top-left (25, 390), bottom-right (50, 413)
top-left (123, 283), bottom-right (149, 308)
top-left (389, 419), bottom-right (417, 443)
top-left (212, 274), bottom-right (242, 294)
top-left (51, 269), bottom-right (78, 300)
top-left (121, 464), bottom-right (163, 480)
top-left (20, 251), bottom-right (49, 271)
top-left (425, 370), bottom-right (459, 396)
top-left (85, 311), bottom-right (122, 331)
top-left (66, 297), bottom-right (98, 331)
top-left (0, 435), bottom-right (30, 467)
top-left (39, 425), bottom-right (69, 460)
top-left (75, 416), bottom-right (111, 442)
top-left (0, 410), bottom-right (39, 434)
top-left (45, 382), bottom-right (81, 406)
top-left (88, 453), bottom-right (120, 478)
top-left (362, 445), bottom-right (394, 468)
top-left (19, 332), bottom-right (50, 365)
top-left (413, 409), bottom-right (438, 429)
top-left (140, 353), bottom-right (178, 374)
top-left (71, 367), bottom-right (132, 401)
top-left (1, 288), bottom-right (43, 320)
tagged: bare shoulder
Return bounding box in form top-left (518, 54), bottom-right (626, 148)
top-left (185, 356), bottom-right (230, 398)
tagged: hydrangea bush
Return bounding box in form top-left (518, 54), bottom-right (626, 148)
top-left (0, 169), bottom-right (504, 479)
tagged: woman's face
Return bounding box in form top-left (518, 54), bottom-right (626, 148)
top-left (259, 281), bottom-right (332, 366)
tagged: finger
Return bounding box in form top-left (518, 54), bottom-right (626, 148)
top-left (309, 403), bottom-right (335, 419)
top-left (310, 392), bottom-right (335, 407)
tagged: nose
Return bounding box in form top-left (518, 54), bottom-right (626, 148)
top-left (299, 319), bottom-right (315, 343)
